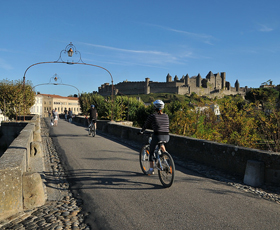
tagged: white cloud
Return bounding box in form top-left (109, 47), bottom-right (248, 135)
top-left (0, 58), bottom-right (13, 70)
top-left (79, 42), bottom-right (189, 66)
top-left (145, 23), bottom-right (216, 45)
top-left (258, 24), bottom-right (273, 32)
top-left (79, 42), bottom-right (169, 56)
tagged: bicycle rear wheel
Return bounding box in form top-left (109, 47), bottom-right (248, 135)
top-left (158, 151), bottom-right (175, 188)
top-left (88, 126), bottom-right (92, 136)
top-left (139, 145), bottom-right (150, 174)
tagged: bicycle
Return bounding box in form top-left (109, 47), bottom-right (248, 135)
top-left (139, 132), bottom-right (175, 188)
top-left (88, 119), bottom-right (96, 137)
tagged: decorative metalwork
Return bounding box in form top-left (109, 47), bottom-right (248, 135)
top-left (56, 42), bottom-right (84, 64)
top-left (32, 74), bottom-right (81, 95)
top-left (22, 42), bottom-right (114, 121)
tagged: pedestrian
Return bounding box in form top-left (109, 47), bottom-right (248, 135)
top-left (53, 108), bottom-right (59, 126)
top-left (64, 108), bottom-right (68, 121)
top-left (68, 108), bottom-right (73, 122)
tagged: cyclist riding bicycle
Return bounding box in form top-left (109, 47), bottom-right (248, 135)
top-left (139, 100), bottom-right (170, 175)
top-left (87, 104), bottom-right (98, 132)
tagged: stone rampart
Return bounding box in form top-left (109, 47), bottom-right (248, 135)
top-left (74, 116), bottom-right (280, 186)
top-left (0, 115), bottom-right (45, 219)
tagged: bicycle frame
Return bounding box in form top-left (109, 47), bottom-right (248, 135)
top-left (146, 134), bottom-right (167, 171)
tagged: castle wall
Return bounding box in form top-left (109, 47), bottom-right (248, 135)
top-left (98, 71), bottom-right (246, 97)
top-left (149, 82), bottom-right (178, 94)
top-left (114, 81), bottom-right (147, 95)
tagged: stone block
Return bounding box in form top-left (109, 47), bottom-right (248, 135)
top-left (0, 168), bottom-right (23, 216)
top-left (243, 160), bottom-right (264, 187)
top-left (22, 172), bottom-right (45, 209)
top-left (30, 142), bottom-right (42, 157)
top-left (33, 129), bottom-right (41, 142)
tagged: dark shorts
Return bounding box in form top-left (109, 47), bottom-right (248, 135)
top-left (149, 134), bottom-right (169, 162)
top-left (89, 119), bottom-right (96, 123)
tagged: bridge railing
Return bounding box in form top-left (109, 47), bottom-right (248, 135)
top-left (74, 116), bottom-right (280, 187)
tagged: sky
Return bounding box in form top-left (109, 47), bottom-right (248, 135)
top-left (1, 0), bottom-right (279, 97)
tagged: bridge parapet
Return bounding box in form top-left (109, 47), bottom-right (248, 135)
top-left (75, 116), bottom-right (280, 186)
top-left (0, 115), bottom-right (45, 220)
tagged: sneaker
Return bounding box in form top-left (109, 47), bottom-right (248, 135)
top-left (147, 168), bottom-right (154, 176)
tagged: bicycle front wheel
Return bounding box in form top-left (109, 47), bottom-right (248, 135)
top-left (158, 151), bottom-right (175, 188)
top-left (139, 145), bottom-right (150, 174)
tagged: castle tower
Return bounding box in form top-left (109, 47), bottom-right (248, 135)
top-left (185, 74), bottom-right (189, 85)
top-left (235, 80), bottom-right (240, 92)
top-left (197, 73), bottom-right (201, 87)
top-left (174, 75), bottom-right (178, 82)
top-left (145, 78), bottom-right (150, 94)
top-left (221, 72), bottom-right (226, 89)
top-left (166, 73), bottom-right (172, 82)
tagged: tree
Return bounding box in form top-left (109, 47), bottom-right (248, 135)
top-left (256, 104), bottom-right (280, 152)
top-left (0, 79), bottom-right (35, 120)
top-left (245, 88), bottom-right (279, 109)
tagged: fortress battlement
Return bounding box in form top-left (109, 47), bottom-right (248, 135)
top-left (98, 71), bottom-right (248, 97)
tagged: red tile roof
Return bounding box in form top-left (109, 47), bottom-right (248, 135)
top-left (40, 94), bottom-right (78, 100)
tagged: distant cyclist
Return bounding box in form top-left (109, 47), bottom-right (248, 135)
top-left (139, 100), bottom-right (170, 175)
top-left (87, 105), bottom-right (98, 132)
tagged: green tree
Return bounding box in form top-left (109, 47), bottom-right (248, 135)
top-left (256, 104), bottom-right (280, 152)
top-left (0, 79), bottom-right (35, 119)
top-left (217, 95), bottom-right (259, 148)
top-left (245, 88), bottom-right (279, 109)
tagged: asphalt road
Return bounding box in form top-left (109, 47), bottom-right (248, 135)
top-left (48, 118), bottom-right (280, 230)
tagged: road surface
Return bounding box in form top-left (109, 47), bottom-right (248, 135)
top-left (48, 118), bottom-right (280, 230)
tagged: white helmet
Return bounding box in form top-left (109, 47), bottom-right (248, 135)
top-left (153, 100), bottom-right (164, 110)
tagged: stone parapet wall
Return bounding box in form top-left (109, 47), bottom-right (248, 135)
top-left (0, 115), bottom-right (45, 219)
top-left (74, 116), bottom-right (280, 186)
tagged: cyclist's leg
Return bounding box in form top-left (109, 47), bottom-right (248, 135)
top-left (93, 119), bottom-right (96, 134)
top-left (149, 135), bottom-right (157, 169)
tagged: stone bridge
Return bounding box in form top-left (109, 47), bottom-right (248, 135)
top-left (1, 115), bottom-right (280, 220)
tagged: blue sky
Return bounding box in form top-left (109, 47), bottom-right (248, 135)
top-left (1, 0), bottom-right (279, 96)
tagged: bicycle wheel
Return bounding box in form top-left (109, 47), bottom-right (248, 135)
top-left (139, 145), bottom-right (150, 174)
top-left (88, 126), bottom-right (91, 136)
top-left (158, 151), bottom-right (175, 188)
top-left (92, 125), bottom-right (96, 137)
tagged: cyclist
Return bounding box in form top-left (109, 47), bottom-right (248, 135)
top-left (87, 104), bottom-right (98, 134)
top-left (139, 100), bottom-right (170, 175)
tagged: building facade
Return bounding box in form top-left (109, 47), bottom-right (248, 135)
top-left (30, 94), bottom-right (44, 117)
top-left (30, 94), bottom-right (80, 117)
top-left (98, 71), bottom-right (248, 97)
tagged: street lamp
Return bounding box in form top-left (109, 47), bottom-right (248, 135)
top-left (68, 48), bottom-right (73, 57)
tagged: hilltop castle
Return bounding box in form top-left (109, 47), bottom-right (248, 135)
top-left (98, 71), bottom-right (248, 97)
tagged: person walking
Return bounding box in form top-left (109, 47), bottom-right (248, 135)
top-left (68, 108), bottom-right (73, 122)
top-left (53, 108), bottom-right (59, 126)
top-left (64, 108), bottom-right (68, 121)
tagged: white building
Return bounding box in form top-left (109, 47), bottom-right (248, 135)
top-left (0, 109), bottom-right (8, 125)
top-left (30, 94), bottom-right (44, 117)
top-left (30, 94), bottom-right (80, 118)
